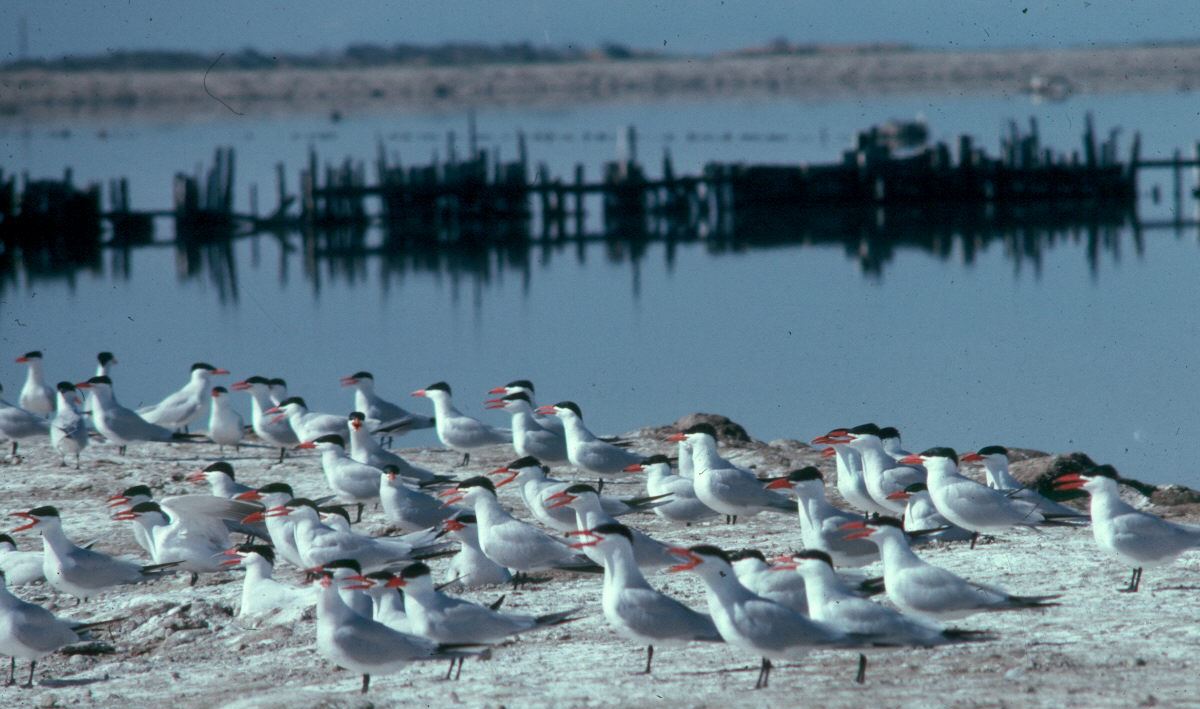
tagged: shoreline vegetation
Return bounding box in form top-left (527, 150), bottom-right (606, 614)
top-left (1, 42), bottom-right (1199, 121)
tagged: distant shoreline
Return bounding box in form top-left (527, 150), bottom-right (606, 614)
top-left (1, 44), bottom-right (1198, 122)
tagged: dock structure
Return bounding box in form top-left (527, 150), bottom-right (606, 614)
top-left (1, 114), bottom-right (1198, 276)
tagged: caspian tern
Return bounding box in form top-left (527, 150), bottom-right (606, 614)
top-left (434, 513), bottom-right (513, 589)
top-left (345, 412), bottom-right (450, 486)
top-left (12, 506), bottom-right (179, 599)
top-left (487, 379), bottom-right (564, 433)
top-left (412, 382), bottom-right (509, 466)
top-left (324, 557), bottom-right (377, 619)
top-left (187, 461), bottom-right (254, 499)
top-left (106, 484), bottom-right (156, 555)
top-left (843, 424), bottom-right (925, 515)
top-left (777, 550), bottom-right (991, 648)
top-left (842, 516), bottom-right (1060, 620)
top-left (728, 549), bottom-right (808, 614)
top-left (341, 371), bottom-right (434, 436)
top-left (901, 447), bottom-right (1074, 545)
top-left (236, 483), bottom-right (307, 568)
top-left (75, 376), bottom-right (192, 455)
top-left (0, 535), bottom-right (44, 587)
top-left (535, 401), bottom-right (641, 476)
top-left (887, 483), bottom-right (975, 543)
top-left (963, 446), bottom-right (1084, 517)
top-left (313, 565), bottom-right (479, 694)
top-left (545, 484), bottom-right (677, 570)
top-left (111, 495), bottom-right (261, 584)
top-left (764, 467), bottom-right (880, 567)
top-left (1055, 465), bottom-right (1200, 592)
top-left (395, 560), bottom-right (580, 660)
top-left (359, 571), bottom-right (411, 632)
top-left (230, 376), bottom-right (299, 462)
top-left (0, 569), bottom-right (116, 687)
top-left (667, 544), bottom-right (862, 688)
top-left (484, 392), bottom-right (568, 463)
top-left (268, 397), bottom-right (347, 444)
top-left (569, 522), bottom-right (720, 673)
top-left (94, 352), bottom-right (117, 377)
top-left (221, 544), bottom-right (315, 622)
top-left (206, 386), bottom-right (243, 453)
top-left (270, 498), bottom-right (444, 572)
top-left (0, 384), bottom-right (50, 457)
top-left (625, 455), bottom-right (718, 524)
top-left (299, 434), bottom-right (382, 522)
top-left (15, 351), bottom-right (54, 415)
top-left (878, 426), bottom-right (914, 463)
top-left (380, 465), bottom-right (457, 532)
top-left (50, 382), bottom-right (88, 468)
top-left (440, 477), bottom-right (601, 586)
top-left (267, 378), bottom-right (288, 406)
top-left (812, 430), bottom-right (887, 516)
top-left (489, 457), bottom-right (662, 533)
top-left (669, 423), bottom-right (794, 524)
top-left (138, 362), bottom-right (229, 432)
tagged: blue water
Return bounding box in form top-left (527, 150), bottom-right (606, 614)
top-left (3, 90), bottom-right (1200, 486)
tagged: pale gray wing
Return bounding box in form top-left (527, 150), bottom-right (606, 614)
top-left (335, 616), bottom-right (441, 665)
top-left (616, 587), bottom-right (720, 641)
top-left (12, 603), bottom-right (81, 653)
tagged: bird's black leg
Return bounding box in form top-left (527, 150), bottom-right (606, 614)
top-left (855, 654), bottom-right (867, 684)
top-left (119, 445), bottom-right (126, 455)
top-left (1120, 567), bottom-right (1143, 593)
top-left (458, 452), bottom-right (470, 467)
top-left (643, 645), bottom-right (654, 674)
top-left (10, 442), bottom-right (17, 457)
top-left (6, 657), bottom-right (14, 685)
top-left (444, 659), bottom-right (455, 680)
top-left (969, 532), bottom-right (978, 550)
top-left (356, 503), bottom-right (364, 523)
top-left (454, 657), bottom-right (464, 680)
top-left (189, 572), bottom-right (199, 586)
top-left (23, 660), bottom-right (34, 688)
top-left (360, 674), bottom-right (370, 693)
top-left (277, 447), bottom-right (285, 463)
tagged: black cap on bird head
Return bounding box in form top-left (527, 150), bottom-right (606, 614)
top-left (121, 484), bottom-right (153, 498)
top-left (591, 522), bottom-right (633, 542)
top-left (130, 501), bottom-right (164, 515)
top-left (918, 447), bottom-right (958, 464)
top-left (1085, 464), bottom-right (1120, 479)
top-left (348, 412), bottom-right (366, 422)
top-left (203, 462), bottom-right (235, 478)
top-left (903, 482), bottom-right (928, 494)
top-left (212, 386), bottom-right (229, 395)
top-left (639, 454), bottom-right (671, 466)
top-left (0, 534), bottom-right (15, 547)
top-left (350, 371), bottom-right (373, 380)
top-left (452, 512), bottom-right (478, 525)
top-left (878, 426), bottom-right (901, 439)
top-left (505, 379), bottom-right (535, 391)
top-left (20, 351), bottom-right (43, 359)
top-left (56, 381), bottom-right (77, 393)
top-left (552, 401), bottom-right (582, 418)
top-left (501, 392), bottom-right (532, 405)
top-left (312, 434), bottom-right (346, 448)
top-left (683, 423), bottom-right (717, 438)
top-left (257, 482), bottom-right (295, 497)
top-left (86, 376), bottom-right (112, 386)
top-left (285, 498), bottom-right (321, 512)
top-left (506, 456), bottom-right (543, 470)
top-left (457, 477), bottom-right (496, 494)
top-left (785, 467), bottom-right (823, 483)
top-left (400, 562), bottom-right (432, 580)
top-left (268, 378), bottom-right (287, 388)
top-left (319, 505), bottom-right (352, 526)
top-left (238, 544), bottom-right (275, 566)
top-left (192, 362), bottom-right (217, 372)
top-left (563, 483), bottom-right (597, 496)
top-left (977, 445), bottom-right (1009, 457)
top-left (728, 549), bottom-right (767, 563)
top-left (792, 549), bottom-right (835, 567)
top-left (688, 545), bottom-right (731, 564)
top-left (424, 382), bottom-right (451, 394)
top-left (28, 506), bottom-right (60, 518)
top-left (242, 375), bottom-right (270, 385)
top-left (278, 397), bottom-right (307, 408)
top-left (97, 352), bottom-right (116, 365)
top-left (868, 516), bottom-right (904, 529)
top-left (848, 423), bottom-right (881, 436)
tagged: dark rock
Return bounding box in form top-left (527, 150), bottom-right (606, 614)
top-left (671, 413), bottom-right (752, 443)
top-left (1150, 485), bottom-right (1200, 507)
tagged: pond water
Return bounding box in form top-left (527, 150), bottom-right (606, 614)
top-left (3, 89), bottom-right (1199, 486)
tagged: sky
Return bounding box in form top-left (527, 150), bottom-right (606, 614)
top-left (2, 0), bottom-right (1198, 61)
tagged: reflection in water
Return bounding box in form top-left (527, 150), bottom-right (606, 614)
top-left (0, 200), bottom-right (1160, 302)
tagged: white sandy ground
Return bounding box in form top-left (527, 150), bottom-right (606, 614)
top-left (1, 431), bottom-right (1198, 709)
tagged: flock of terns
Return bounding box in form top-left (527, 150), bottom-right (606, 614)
top-left (0, 350), bottom-right (1199, 694)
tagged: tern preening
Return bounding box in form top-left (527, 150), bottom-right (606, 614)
top-left (670, 423), bottom-right (794, 524)
top-left (1055, 465), bottom-right (1200, 592)
top-left (50, 382), bottom-right (88, 468)
top-left (812, 430), bottom-right (889, 516)
top-left (222, 544), bottom-right (315, 622)
top-left (341, 371), bottom-right (434, 436)
top-left (138, 362), bottom-right (230, 432)
top-left (545, 483), bottom-right (677, 570)
top-left (434, 513), bottom-right (513, 589)
top-left (412, 382), bottom-right (509, 466)
top-left (187, 461), bottom-right (255, 499)
top-left (842, 424), bottom-right (926, 515)
top-left (15, 351), bottom-right (54, 416)
top-left (0, 535), bottom-right (44, 587)
top-left (728, 549), bottom-right (808, 614)
top-left (571, 522), bottom-right (720, 673)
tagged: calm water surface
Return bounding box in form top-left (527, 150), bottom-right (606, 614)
top-left (3, 90), bottom-right (1199, 486)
